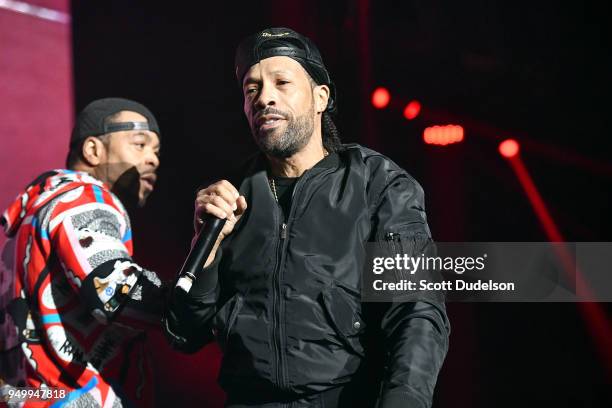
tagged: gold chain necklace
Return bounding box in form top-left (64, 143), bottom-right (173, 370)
top-left (270, 177), bottom-right (279, 202)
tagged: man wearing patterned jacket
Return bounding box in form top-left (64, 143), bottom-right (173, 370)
top-left (0, 98), bottom-right (164, 407)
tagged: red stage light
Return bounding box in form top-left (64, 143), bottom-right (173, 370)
top-left (499, 139), bottom-right (520, 158)
top-left (505, 155), bottom-right (612, 374)
top-left (423, 125), bottom-right (464, 145)
top-left (403, 100), bottom-right (421, 120)
top-left (371, 87), bottom-right (390, 109)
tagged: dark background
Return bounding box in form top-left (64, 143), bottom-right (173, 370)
top-left (71, 0), bottom-right (611, 406)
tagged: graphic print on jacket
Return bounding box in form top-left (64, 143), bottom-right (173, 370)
top-left (1, 170), bottom-right (163, 407)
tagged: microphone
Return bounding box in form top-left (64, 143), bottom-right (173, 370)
top-left (175, 215), bottom-right (226, 294)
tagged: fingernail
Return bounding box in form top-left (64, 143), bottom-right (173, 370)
top-left (232, 203), bottom-right (237, 211)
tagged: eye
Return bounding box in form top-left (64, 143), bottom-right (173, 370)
top-left (245, 87), bottom-right (258, 96)
top-left (277, 80), bottom-right (290, 86)
top-left (134, 143), bottom-right (145, 150)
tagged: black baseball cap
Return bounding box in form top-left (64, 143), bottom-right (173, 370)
top-left (70, 97), bottom-right (160, 147)
top-left (235, 27), bottom-right (337, 114)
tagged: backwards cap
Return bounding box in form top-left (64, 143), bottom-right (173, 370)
top-left (235, 27), bottom-right (337, 114)
top-left (70, 97), bottom-right (160, 147)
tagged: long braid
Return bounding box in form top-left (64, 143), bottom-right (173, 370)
top-left (322, 111), bottom-right (342, 153)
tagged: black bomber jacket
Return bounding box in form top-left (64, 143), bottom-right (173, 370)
top-left (164, 144), bottom-right (450, 408)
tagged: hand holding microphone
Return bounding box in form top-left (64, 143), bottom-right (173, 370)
top-left (193, 180), bottom-right (247, 262)
top-left (175, 180), bottom-right (247, 294)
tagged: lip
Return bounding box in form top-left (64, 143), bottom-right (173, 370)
top-left (255, 114), bottom-right (286, 130)
top-left (140, 174), bottom-right (157, 190)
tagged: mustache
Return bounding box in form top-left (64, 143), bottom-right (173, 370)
top-left (253, 107), bottom-right (290, 123)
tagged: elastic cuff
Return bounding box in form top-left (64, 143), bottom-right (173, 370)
top-left (189, 247), bottom-right (222, 296)
top-left (378, 390), bottom-right (428, 408)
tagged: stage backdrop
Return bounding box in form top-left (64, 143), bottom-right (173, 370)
top-left (0, 0), bottom-right (73, 248)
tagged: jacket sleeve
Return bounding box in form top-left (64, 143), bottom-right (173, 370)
top-left (47, 185), bottom-right (165, 329)
top-left (162, 246), bottom-right (221, 353)
top-left (370, 169), bottom-right (450, 408)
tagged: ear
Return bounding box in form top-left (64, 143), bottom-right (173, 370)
top-left (313, 84), bottom-right (330, 114)
top-left (80, 136), bottom-right (107, 166)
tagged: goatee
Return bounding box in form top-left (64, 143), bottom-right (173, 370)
top-left (253, 105), bottom-right (314, 158)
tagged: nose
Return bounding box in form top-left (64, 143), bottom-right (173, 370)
top-left (254, 82), bottom-right (276, 111)
top-left (145, 149), bottom-right (160, 170)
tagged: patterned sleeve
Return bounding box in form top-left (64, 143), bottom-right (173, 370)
top-left (47, 184), bottom-right (163, 325)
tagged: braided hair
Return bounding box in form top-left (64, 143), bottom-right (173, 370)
top-left (322, 111), bottom-right (341, 153)
top-left (307, 75), bottom-right (341, 152)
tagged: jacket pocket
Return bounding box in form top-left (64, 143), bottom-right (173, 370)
top-left (320, 284), bottom-right (366, 357)
top-left (381, 221), bottom-right (428, 248)
top-left (214, 293), bottom-right (244, 353)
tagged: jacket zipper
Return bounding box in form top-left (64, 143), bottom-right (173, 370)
top-left (386, 232), bottom-right (400, 253)
top-left (270, 198), bottom-right (284, 391)
top-left (270, 169), bottom-right (309, 392)
top-left (386, 232), bottom-right (403, 281)
top-left (280, 223), bottom-right (287, 239)
top-left (270, 175), bottom-right (300, 392)
top-left (270, 167), bottom-right (336, 392)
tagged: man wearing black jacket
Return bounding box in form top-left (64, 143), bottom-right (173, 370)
top-left (165, 27), bottom-right (450, 408)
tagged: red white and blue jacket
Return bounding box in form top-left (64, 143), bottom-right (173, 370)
top-left (1, 170), bottom-right (164, 407)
